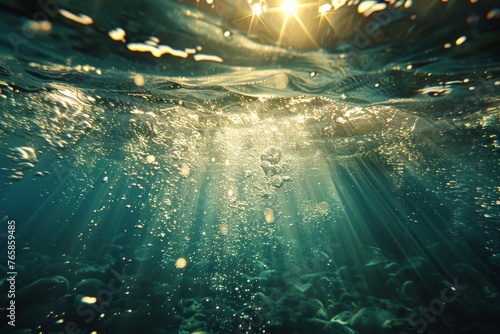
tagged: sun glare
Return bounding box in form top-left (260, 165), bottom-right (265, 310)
top-left (319, 2), bottom-right (333, 14)
top-left (252, 3), bottom-right (263, 16)
top-left (281, 0), bottom-right (297, 14)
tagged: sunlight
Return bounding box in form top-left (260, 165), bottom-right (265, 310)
top-left (318, 1), bottom-right (333, 14)
top-left (281, 0), bottom-right (297, 15)
top-left (252, 3), bottom-right (263, 16)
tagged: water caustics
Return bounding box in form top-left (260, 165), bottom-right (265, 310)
top-left (0, 0), bottom-right (500, 334)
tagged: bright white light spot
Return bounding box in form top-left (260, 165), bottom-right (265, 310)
top-left (180, 164), bottom-right (191, 177)
top-left (59, 9), bottom-right (93, 25)
top-left (318, 202), bottom-right (330, 214)
top-left (282, 0), bottom-right (297, 14)
top-left (455, 36), bottom-right (467, 45)
top-left (253, 3), bottom-right (263, 16)
top-left (23, 20), bottom-right (52, 35)
top-left (319, 3), bottom-right (333, 13)
top-left (358, 1), bottom-right (387, 17)
top-left (193, 54), bottom-right (224, 63)
top-left (146, 155), bottom-right (155, 163)
top-left (127, 43), bottom-right (188, 58)
top-left (219, 223), bottom-right (229, 235)
top-left (133, 74), bottom-right (145, 86)
top-left (108, 27), bottom-right (126, 42)
top-left (264, 208), bottom-right (274, 223)
top-left (176, 257), bottom-right (187, 268)
top-left (81, 296), bottom-right (97, 304)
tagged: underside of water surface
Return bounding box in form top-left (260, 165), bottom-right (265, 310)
top-left (0, 0), bottom-right (500, 333)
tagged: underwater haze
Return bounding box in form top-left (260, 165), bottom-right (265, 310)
top-left (1, 0), bottom-right (500, 333)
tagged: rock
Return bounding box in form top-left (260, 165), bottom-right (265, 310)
top-left (261, 146), bottom-right (282, 164)
top-left (392, 257), bottom-right (430, 281)
top-left (15, 298), bottom-right (67, 328)
top-left (385, 277), bottom-right (399, 295)
top-left (258, 269), bottom-right (283, 286)
top-left (452, 263), bottom-right (489, 289)
top-left (260, 160), bottom-right (276, 176)
top-left (308, 298), bottom-right (329, 319)
top-left (102, 311), bottom-right (161, 333)
top-left (330, 278), bottom-right (347, 299)
top-left (349, 307), bottom-right (396, 334)
top-left (324, 321), bottom-right (358, 334)
top-left (253, 292), bottom-right (275, 311)
top-left (179, 318), bottom-right (207, 333)
top-left (13, 276), bottom-right (69, 308)
top-left (401, 281), bottom-right (418, 300)
top-left (339, 293), bottom-right (356, 303)
top-left (382, 318), bottom-right (415, 333)
top-left (75, 278), bottom-right (107, 297)
top-left (288, 282), bottom-right (313, 293)
top-left (180, 299), bottom-right (204, 317)
top-left (337, 266), bottom-right (356, 282)
top-left (307, 318), bottom-right (357, 334)
top-left (331, 310), bottom-right (354, 325)
top-left (270, 174), bottom-right (283, 187)
top-left (384, 262), bottom-right (400, 273)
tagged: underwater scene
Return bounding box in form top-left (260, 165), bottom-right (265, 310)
top-left (1, 0), bottom-right (500, 333)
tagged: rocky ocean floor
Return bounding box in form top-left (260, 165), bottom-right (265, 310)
top-left (1, 241), bottom-right (499, 334)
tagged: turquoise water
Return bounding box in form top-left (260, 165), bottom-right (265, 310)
top-left (1, 0), bottom-right (500, 333)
